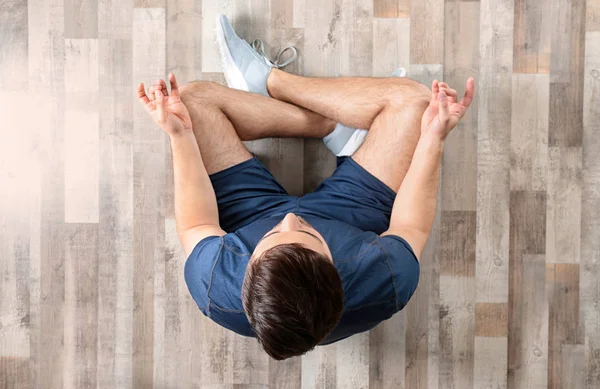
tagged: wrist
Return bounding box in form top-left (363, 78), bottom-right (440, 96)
top-left (420, 132), bottom-right (445, 151)
top-left (169, 129), bottom-right (195, 141)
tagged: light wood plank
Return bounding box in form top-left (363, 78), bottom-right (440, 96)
top-left (64, 39), bottom-right (99, 223)
top-left (372, 18), bottom-right (410, 77)
top-left (132, 8), bottom-right (166, 389)
top-left (549, 0), bottom-right (586, 83)
top-left (28, 1), bottom-right (67, 388)
top-left (97, 36), bottom-right (134, 389)
top-left (98, 0), bottom-right (133, 39)
top-left (560, 344), bottom-right (585, 389)
top-left (548, 0), bottom-right (586, 147)
top-left (410, 0), bottom-right (444, 64)
top-left (301, 345), bottom-right (337, 389)
top-left (546, 147), bottom-right (582, 264)
top-left (135, 0), bottom-right (164, 7)
top-left (439, 211), bottom-right (476, 277)
top-left (547, 263), bottom-right (583, 389)
top-left (441, 1), bottom-right (479, 211)
top-left (475, 303), bottom-right (508, 337)
top-left (473, 337), bottom-right (508, 389)
top-left (293, 0), bottom-right (305, 28)
top-left (0, 0), bottom-right (28, 89)
top-left (510, 74), bottom-right (549, 191)
top-left (508, 191), bottom-right (548, 389)
top-left (336, 333), bottom-right (370, 389)
top-left (588, 0), bottom-right (600, 31)
top-left (513, 0), bottom-right (551, 73)
top-left (439, 275), bottom-right (475, 389)
top-left (64, 0), bottom-right (98, 38)
top-left (374, 0), bottom-right (410, 18)
top-left (369, 313), bottom-right (406, 389)
top-left (477, 0), bottom-right (513, 305)
top-left (272, 0), bottom-right (294, 29)
top-left (581, 29), bottom-right (600, 389)
top-left (0, 357), bottom-right (30, 389)
top-left (63, 223), bottom-right (99, 389)
top-left (232, 336), bottom-right (269, 385)
top-left (340, 0), bottom-right (373, 77)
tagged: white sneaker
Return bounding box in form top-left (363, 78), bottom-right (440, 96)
top-left (216, 14), bottom-right (297, 96)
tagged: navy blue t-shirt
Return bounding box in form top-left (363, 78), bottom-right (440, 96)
top-left (184, 213), bottom-right (420, 344)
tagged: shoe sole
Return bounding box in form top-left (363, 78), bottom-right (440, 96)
top-left (215, 15), bottom-right (250, 92)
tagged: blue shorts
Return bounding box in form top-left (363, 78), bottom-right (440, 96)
top-left (209, 156), bottom-right (397, 234)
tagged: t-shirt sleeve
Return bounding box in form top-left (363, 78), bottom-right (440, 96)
top-left (379, 235), bottom-right (421, 311)
top-left (184, 235), bottom-right (223, 315)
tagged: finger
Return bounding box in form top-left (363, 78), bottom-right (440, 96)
top-left (431, 80), bottom-right (439, 104)
top-left (445, 87), bottom-right (458, 101)
top-left (137, 83), bottom-right (151, 106)
top-left (459, 77), bottom-right (475, 108)
top-left (169, 73), bottom-right (180, 98)
top-left (438, 91), bottom-right (450, 125)
top-left (157, 79), bottom-right (169, 96)
top-left (148, 85), bottom-right (156, 101)
top-left (155, 89), bottom-right (166, 122)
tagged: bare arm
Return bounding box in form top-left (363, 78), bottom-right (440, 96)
top-left (382, 78), bottom-right (475, 259)
top-left (137, 73), bottom-right (225, 258)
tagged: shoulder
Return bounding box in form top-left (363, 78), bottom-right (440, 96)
top-left (184, 232), bottom-right (250, 315)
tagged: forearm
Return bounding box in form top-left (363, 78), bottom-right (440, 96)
top-left (387, 133), bottom-right (443, 236)
top-left (170, 131), bottom-right (220, 233)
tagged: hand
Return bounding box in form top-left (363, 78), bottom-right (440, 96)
top-left (420, 78), bottom-right (475, 140)
top-left (136, 73), bottom-right (193, 136)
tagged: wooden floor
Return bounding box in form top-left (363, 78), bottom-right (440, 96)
top-left (1, 0), bottom-right (599, 388)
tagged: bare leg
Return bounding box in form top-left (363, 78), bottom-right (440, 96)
top-left (267, 68), bottom-right (431, 130)
top-left (179, 81), bottom-right (336, 141)
top-left (266, 69), bottom-right (431, 192)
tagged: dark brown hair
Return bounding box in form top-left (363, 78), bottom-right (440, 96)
top-left (242, 243), bottom-right (344, 360)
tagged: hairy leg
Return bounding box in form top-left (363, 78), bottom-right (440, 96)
top-left (178, 81), bottom-right (335, 141)
top-left (266, 69), bottom-right (431, 192)
top-left (267, 69), bottom-right (431, 130)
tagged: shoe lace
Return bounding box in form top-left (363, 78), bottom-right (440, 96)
top-left (251, 39), bottom-right (298, 69)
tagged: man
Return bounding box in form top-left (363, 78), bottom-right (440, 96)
top-left (136, 15), bottom-right (475, 360)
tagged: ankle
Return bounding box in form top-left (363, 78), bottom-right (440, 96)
top-left (266, 68), bottom-right (282, 99)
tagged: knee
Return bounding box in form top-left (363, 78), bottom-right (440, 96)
top-left (179, 81), bottom-right (225, 105)
top-left (383, 79), bottom-right (431, 113)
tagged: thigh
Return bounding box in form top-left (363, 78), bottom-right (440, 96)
top-left (180, 82), bottom-right (253, 175)
top-left (351, 101), bottom-right (426, 192)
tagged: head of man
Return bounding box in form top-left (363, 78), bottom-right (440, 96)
top-left (241, 213), bottom-right (344, 360)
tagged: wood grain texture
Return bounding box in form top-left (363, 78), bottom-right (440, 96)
top-left (373, 0), bottom-right (410, 18)
top-left (475, 303), bottom-right (508, 337)
top-left (63, 223), bottom-right (99, 389)
top-left (510, 74), bottom-right (549, 191)
top-left (64, 39), bottom-right (100, 223)
top-left (98, 36), bottom-right (134, 389)
top-left (132, 7), bottom-right (166, 389)
top-left (546, 147), bottom-right (582, 264)
top-left (513, 0), bottom-right (551, 73)
top-left (64, 0), bottom-right (98, 38)
top-left (2, 1), bottom-right (599, 388)
top-left (582, 30), bottom-right (600, 389)
top-left (410, 0), bottom-right (444, 64)
top-left (442, 1), bottom-right (479, 211)
top-left (547, 263), bottom-right (583, 389)
top-left (439, 211), bottom-right (476, 277)
top-left (476, 0), bottom-right (512, 305)
top-left (0, 0), bottom-right (28, 89)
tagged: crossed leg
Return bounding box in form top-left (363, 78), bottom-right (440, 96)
top-left (178, 71), bottom-right (430, 191)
